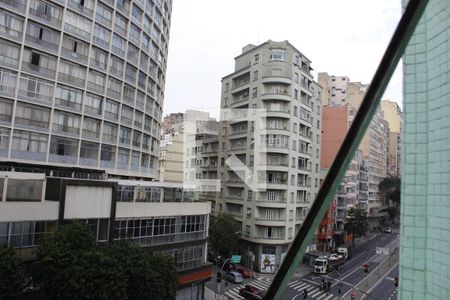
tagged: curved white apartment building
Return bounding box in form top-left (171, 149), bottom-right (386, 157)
top-left (218, 40), bottom-right (322, 272)
top-left (0, 0), bottom-right (171, 179)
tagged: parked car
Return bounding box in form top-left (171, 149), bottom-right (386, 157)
top-left (385, 227), bottom-right (392, 233)
top-left (235, 265), bottom-right (252, 278)
top-left (239, 284), bottom-right (264, 299)
top-left (225, 271), bottom-right (244, 283)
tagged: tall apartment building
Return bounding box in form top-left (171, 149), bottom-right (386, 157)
top-left (399, 0), bottom-right (450, 298)
top-left (218, 40), bottom-right (322, 272)
top-left (318, 73), bottom-right (389, 224)
top-left (0, 1), bottom-right (213, 298)
top-left (380, 100), bottom-right (403, 176)
top-left (320, 104), bottom-right (361, 247)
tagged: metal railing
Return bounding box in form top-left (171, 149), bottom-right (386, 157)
top-left (263, 0), bottom-right (429, 298)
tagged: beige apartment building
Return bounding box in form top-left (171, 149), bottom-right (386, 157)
top-left (218, 40), bottom-right (322, 272)
top-left (381, 100), bottom-right (403, 176)
top-left (318, 73), bottom-right (389, 222)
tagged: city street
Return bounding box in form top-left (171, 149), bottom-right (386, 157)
top-left (208, 230), bottom-right (400, 299)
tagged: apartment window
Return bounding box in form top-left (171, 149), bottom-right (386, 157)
top-left (290, 192), bottom-right (294, 203)
top-left (131, 4), bottom-right (143, 24)
top-left (84, 93), bottom-right (102, 116)
top-left (55, 86), bottom-right (82, 111)
top-left (107, 78), bottom-right (122, 100)
top-left (254, 54), bottom-right (259, 62)
top-left (6, 179), bottom-right (43, 202)
top-left (22, 48), bottom-right (57, 78)
top-left (28, 20), bottom-right (60, 49)
top-left (49, 136), bottom-right (78, 157)
top-left (269, 48), bottom-right (286, 61)
top-left (109, 56), bottom-right (124, 78)
top-left (112, 34), bottom-right (126, 57)
top-left (127, 43), bottom-right (139, 65)
top-left (123, 84), bottom-right (135, 104)
top-left (0, 10), bottom-right (24, 39)
top-left (80, 141), bottom-right (99, 161)
top-left (102, 122), bottom-right (117, 144)
top-left (18, 75), bottom-right (54, 105)
top-left (114, 14), bottom-right (128, 37)
top-left (82, 117), bottom-right (101, 140)
top-left (100, 144), bottom-right (115, 163)
top-left (125, 64), bottom-right (137, 83)
top-left (316, 163), bottom-right (319, 173)
top-left (142, 134), bottom-right (150, 150)
top-left (149, 42), bottom-right (158, 60)
top-left (315, 178), bottom-right (318, 188)
top-left (141, 33), bottom-right (150, 49)
top-left (87, 71), bottom-right (105, 94)
top-left (294, 72), bottom-right (299, 83)
top-left (90, 47), bottom-right (108, 71)
top-left (93, 24), bottom-right (110, 49)
top-left (52, 111), bottom-right (81, 135)
top-left (136, 91), bottom-right (145, 110)
top-left (58, 60), bottom-right (86, 87)
top-left (140, 51), bottom-right (149, 72)
top-left (129, 24), bottom-right (140, 45)
top-left (104, 101), bottom-right (119, 122)
top-left (134, 111), bottom-right (143, 128)
top-left (12, 129), bottom-right (48, 154)
top-left (64, 11), bottom-right (91, 40)
top-left (132, 130), bottom-right (141, 146)
top-left (121, 106), bottom-right (133, 125)
top-left (0, 98), bottom-right (12, 123)
top-left (15, 102), bottom-right (50, 129)
top-left (0, 40), bottom-right (20, 68)
top-left (252, 87), bottom-right (258, 98)
top-left (117, 148), bottom-right (130, 167)
top-left (253, 71), bottom-right (258, 81)
top-left (119, 126), bottom-right (131, 144)
top-left (61, 35), bottom-right (88, 63)
top-left (95, 3), bottom-right (112, 27)
top-left (0, 127), bottom-right (9, 152)
top-left (291, 175), bottom-right (295, 186)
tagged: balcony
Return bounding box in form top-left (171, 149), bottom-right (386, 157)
top-left (67, 0), bottom-right (94, 17)
top-left (64, 23), bottom-right (91, 41)
top-left (61, 48), bottom-right (88, 64)
top-left (0, 0), bottom-right (26, 12)
top-left (254, 234), bottom-right (285, 241)
top-left (25, 34), bottom-right (59, 53)
top-left (58, 73), bottom-right (85, 88)
top-left (22, 63), bottom-right (56, 80)
top-left (29, 8), bottom-right (62, 27)
top-left (232, 77), bottom-right (250, 90)
top-left (297, 182), bottom-right (311, 188)
top-left (261, 92), bottom-right (291, 102)
top-left (261, 75), bottom-right (292, 85)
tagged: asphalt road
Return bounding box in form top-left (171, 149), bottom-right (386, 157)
top-left (282, 230), bottom-right (399, 300)
top-left (366, 265), bottom-right (399, 300)
top-left (207, 230), bottom-right (400, 299)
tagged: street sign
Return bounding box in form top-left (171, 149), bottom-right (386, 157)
top-left (231, 255), bottom-right (241, 264)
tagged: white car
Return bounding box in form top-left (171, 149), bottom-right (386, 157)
top-left (328, 254), bottom-right (343, 260)
top-left (385, 227), bottom-right (392, 233)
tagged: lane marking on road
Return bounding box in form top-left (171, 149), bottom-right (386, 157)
top-left (360, 261), bottom-right (399, 300)
top-left (224, 289), bottom-right (244, 300)
top-left (310, 289), bottom-right (325, 297)
top-left (291, 282), bottom-right (307, 289)
top-left (288, 280), bottom-right (300, 286)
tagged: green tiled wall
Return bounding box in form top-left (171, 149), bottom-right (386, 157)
top-left (400, 0), bottom-right (450, 299)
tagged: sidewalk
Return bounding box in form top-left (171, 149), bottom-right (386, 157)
top-left (253, 261), bottom-right (314, 281)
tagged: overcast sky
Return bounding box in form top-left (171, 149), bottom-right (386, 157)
top-left (163, 0), bottom-right (403, 117)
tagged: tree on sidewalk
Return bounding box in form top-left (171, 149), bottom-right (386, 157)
top-left (209, 213), bottom-right (241, 258)
top-left (345, 207), bottom-right (368, 247)
top-left (33, 222), bottom-right (177, 300)
top-left (379, 176), bottom-right (401, 221)
top-left (0, 246), bottom-right (24, 299)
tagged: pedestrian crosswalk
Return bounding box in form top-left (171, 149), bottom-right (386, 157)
top-left (224, 276), bottom-right (271, 299)
top-left (287, 280), bottom-right (334, 300)
top-left (224, 277), bottom-right (334, 300)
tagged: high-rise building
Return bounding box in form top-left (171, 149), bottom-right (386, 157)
top-left (0, 0), bottom-right (170, 179)
top-left (218, 40), bottom-right (322, 272)
top-left (399, 0), bottom-right (450, 298)
top-left (380, 100), bottom-right (403, 176)
top-left (318, 73), bottom-right (389, 225)
top-left (0, 1), bottom-right (214, 298)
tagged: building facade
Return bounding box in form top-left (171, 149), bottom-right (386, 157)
top-left (399, 0), bottom-right (450, 298)
top-left (218, 40), bottom-right (322, 272)
top-left (0, 0), bottom-right (170, 180)
top-left (380, 100), bottom-right (403, 177)
top-left (318, 73), bottom-right (389, 224)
